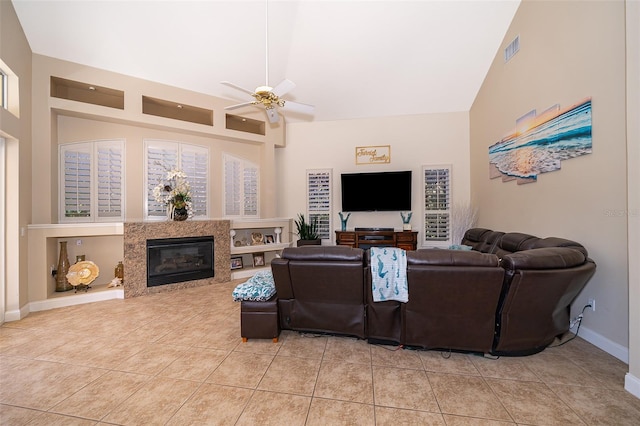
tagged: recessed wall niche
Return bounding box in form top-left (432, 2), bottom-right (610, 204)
top-left (225, 114), bottom-right (265, 135)
top-left (142, 96), bottom-right (213, 126)
top-left (50, 76), bottom-right (124, 109)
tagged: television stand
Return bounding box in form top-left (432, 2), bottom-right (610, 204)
top-left (336, 229), bottom-right (418, 251)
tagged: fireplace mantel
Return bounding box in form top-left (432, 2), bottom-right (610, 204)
top-left (123, 220), bottom-right (231, 298)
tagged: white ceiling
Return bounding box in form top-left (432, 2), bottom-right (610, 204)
top-left (12, 0), bottom-right (520, 122)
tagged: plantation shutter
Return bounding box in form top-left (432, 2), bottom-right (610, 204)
top-left (60, 139), bottom-right (124, 222)
top-left (61, 144), bottom-right (91, 219)
top-left (96, 141), bottom-right (123, 219)
top-left (307, 169), bottom-right (332, 241)
top-left (423, 165), bottom-right (451, 246)
top-left (224, 155), bottom-right (242, 216)
top-left (180, 144), bottom-right (209, 217)
top-left (243, 165), bottom-right (259, 216)
top-left (224, 154), bottom-right (259, 218)
top-left (145, 141), bottom-right (178, 218)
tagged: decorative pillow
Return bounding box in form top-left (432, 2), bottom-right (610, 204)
top-left (232, 270), bottom-right (276, 302)
top-left (448, 244), bottom-right (473, 251)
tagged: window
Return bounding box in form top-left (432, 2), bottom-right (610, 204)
top-left (223, 153), bottom-right (259, 217)
top-left (422, 165), bottom-right (451, 246)
top-left (307, 169), bottom-right (332, 241)
top-left (145, 140), bottom-right (209, 219)
top-left (59, 139), bottom-right (124, 222)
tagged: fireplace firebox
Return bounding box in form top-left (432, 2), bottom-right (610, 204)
top-left (146, 236), bottom-right (214, 287)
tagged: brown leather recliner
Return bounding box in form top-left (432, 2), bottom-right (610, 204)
top-left (271, 246), bottom-right (367, 338)
top-left (402, 249), bottom-right (505, 353)
top-left (493, 247), bottom-right (596, 355)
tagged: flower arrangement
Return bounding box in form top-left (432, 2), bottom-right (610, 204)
top-left (152, 167), bottom-right (193, 220)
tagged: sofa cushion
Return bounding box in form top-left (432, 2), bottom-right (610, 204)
top-left (281, 246), bottom-right (364, 262)
top-left (408, 249), bottom-right (500, 267)
top-left (525, 237), bottom-right (588, 257)
top-left (500, 247), bottom-right (587, 271)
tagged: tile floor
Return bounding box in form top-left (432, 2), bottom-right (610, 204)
top-left (1, 280), bottom-right (639, 425)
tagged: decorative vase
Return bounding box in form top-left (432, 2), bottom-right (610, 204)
top-left (114, 261), bottom-right (124, 283)
top-left (173, 207), bottom-right (189, 221)
top-left (338, 212), bottom-right (351, 231)
top-left (56, 241), bottom-right (72, 292)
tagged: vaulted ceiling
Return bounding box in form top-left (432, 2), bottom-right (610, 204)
top-left (12, 0), bottom-right (520, 122)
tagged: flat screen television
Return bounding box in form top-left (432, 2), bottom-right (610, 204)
top-left (341, 171), bottom-right (412, 212)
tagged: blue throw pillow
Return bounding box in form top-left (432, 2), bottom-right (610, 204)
top-left (232, 270), bottom-right (276, 302)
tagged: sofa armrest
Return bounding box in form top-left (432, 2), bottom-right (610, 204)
top-left (407, 249), bottom-right (500, 267)
top-left (501, 247), bottom-right (587, 271)
top-left (270, 258), bottom-right (294, 299)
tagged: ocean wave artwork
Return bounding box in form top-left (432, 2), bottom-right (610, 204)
top-left (488, 98), bottom-right (592, 184)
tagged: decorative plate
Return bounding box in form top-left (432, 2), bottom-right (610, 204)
top-left (66, 260), bottom-right (100, 286)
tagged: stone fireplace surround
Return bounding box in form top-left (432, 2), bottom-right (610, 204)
top-left (123, 220), bottom-right (231, 298)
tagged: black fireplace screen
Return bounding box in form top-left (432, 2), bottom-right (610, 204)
top-left (146, 236), bottom-right (214, 287)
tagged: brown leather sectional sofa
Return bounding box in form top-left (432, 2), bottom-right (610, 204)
top-left (269, 228), bottom-right (596, 356)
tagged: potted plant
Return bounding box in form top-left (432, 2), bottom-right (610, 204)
top-left (294, 213), bottom-right (321, 246)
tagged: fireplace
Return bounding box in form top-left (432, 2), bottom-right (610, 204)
top-left (146, 236), bottom-right (214, 287)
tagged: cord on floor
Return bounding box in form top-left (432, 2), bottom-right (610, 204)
top-left (549, 303), bottom-right (592, 348)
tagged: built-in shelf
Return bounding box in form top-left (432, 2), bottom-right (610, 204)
top-left (51, 76), bottom-right (125, 109)
top-left (142, 95), bottom-right (213, 126)
top-left (226, 113), bottom-right (265, 135)
top-left (230, 218), bottom-right (292, 280)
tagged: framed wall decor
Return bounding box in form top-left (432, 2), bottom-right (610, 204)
top-left (355, 145), bottom-right (391, 165)
top-left (230, 256), bottom-right (243, 270)
top-left (252, 252), bottom-right (265, 267)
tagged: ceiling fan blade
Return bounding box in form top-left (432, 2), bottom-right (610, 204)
top-left (266, 108), bottom-right (279, 123)
top-left (225, 101), bottom-right (257, 111)
top-left (221, 81), bottom-right (255, 97)
top-left (272, 79), bottom-right (296, 97)
top-left (282, 100), bottom-right (315, 115)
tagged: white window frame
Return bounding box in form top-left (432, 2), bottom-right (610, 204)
top-left (144, 139), bottom-right (210, 220)
top-left (223, 153), bottom-right (260, 218)
top-left (0, 69), bottom-right (7, 110)
top-left (422, 164), bottom-right (452, 247)
top-left (306, 168), bottom-right (332, 242)
top-left (58, 139), bottom-right (125, 223)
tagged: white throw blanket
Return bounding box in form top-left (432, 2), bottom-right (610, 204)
top-left (371, 247), bottom-right (408, 303)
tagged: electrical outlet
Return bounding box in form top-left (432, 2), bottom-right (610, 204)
top-left (588, 298), bottom-right (596, 312)
top-left (76, 239), bottom-right (82, 246)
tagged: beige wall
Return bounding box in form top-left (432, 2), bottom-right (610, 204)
top-left (30, 54), bottom-right (285, 224)
top-left (56, 115), bottom-right (263, 221)
top-left (278, 112), bottom-right (471, 240)
top-left (625, 0), bottom-right (640, 398)
top-left (1, 0), bottom-right (32, 311)
top-left (471, 0), bottom-right (629, 357)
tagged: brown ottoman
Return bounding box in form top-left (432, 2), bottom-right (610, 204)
top-left (241, 295), bottom-right (280, 343)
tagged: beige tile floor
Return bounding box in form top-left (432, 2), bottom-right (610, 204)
top-left (1, 280), bottom-right (639, 425)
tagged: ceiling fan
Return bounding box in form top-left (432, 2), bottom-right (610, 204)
top-left (221, 1), bottom-right (314, 124)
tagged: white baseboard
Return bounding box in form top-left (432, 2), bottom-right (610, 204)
top-left (4, 304), bottom-right (30, 322)
top-left (29, 288), bottom-right (124, 312)
top-left (4, 288), bottom-right (124, 321)
top-left (625, 373), bottom-right (640, 399)
top-left (578, 325), bottom-right (629, 364)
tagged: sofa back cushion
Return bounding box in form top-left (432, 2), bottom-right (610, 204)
top-left (523, 237), bottom-right (588, 257)
top-left (461, 228), bottom-right (504, 253)
top-left (494, 232), bottom-right (539, 257)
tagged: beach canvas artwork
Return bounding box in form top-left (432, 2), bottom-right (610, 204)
top-left (489, 98), bottom-right (592, 184)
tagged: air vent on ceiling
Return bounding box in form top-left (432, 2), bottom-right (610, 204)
top-left (504, 35), bottom-right (520, 63)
